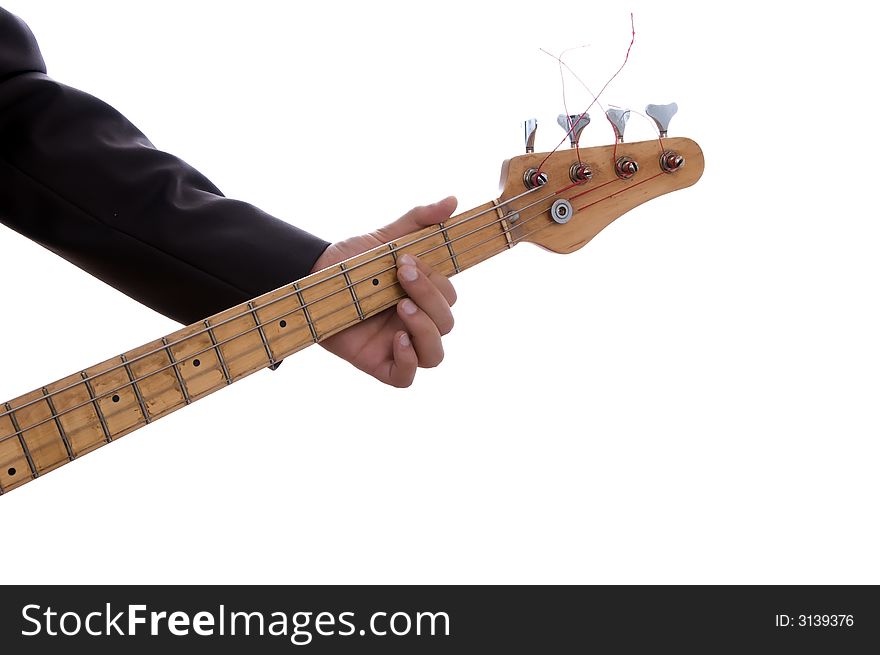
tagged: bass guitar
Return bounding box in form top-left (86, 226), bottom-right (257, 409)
top-left (0, 108), bottom-right (703, 494)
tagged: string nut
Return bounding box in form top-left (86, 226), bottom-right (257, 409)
top-left (524, 118), bottom-right (538, 153)
top-left (523, 167), bottom-right (548, 190)
top-left (605, 109), bottom-right (631, 143)
top-left (615, 156), bottom-right (639, 180)
top-left (645, 102), bottom-right (679, 137)
top-left (569, 162), bottom-right (592, 184)
top-left (660, 150), bottom-right (685, 173)
top-left (557, 113), bottom-right (590, 148)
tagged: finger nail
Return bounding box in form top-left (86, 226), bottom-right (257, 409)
top-left (399, 265), bottom-right (418, 282)
top-left (401, 299), bottom-right (418, 315)
top-left (399, 332), bottom-right (411, 347)
top-left (399, 254), bottom-right (416, 267)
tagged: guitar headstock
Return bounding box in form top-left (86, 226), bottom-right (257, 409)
top-left (496, 136), bottom-right (704, 253)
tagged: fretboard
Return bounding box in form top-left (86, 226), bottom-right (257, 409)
top-left (0, 200), bottom-right (514, 494)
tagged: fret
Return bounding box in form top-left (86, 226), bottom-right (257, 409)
top-left (297, 267), bottom-right (361, 340)
top-left (41, 387), bottom-right (74, 461)
top-left (395, 224), bottom-right (457, 277)
top-left (248, 301), bottom-right (277, 366)
top-left (85, 356), bottom-right (147, 438)
top-left (444, 201), bottom-right (508, 271)
top-left (251, 284), bottom-right (314, 360)
top-left (492, 199), bottom-right (515, 249)
top-left (0, 194), bottom-right (523, 494)
top-left (120, 354), bottom-right (151, 424)
top-left (3, 402), bottom-right (38, 479)
top-left (347, 248), bottom-right (403, 316)
top-left (210, 302), bottom-right (273, 380)
top-left (1, 411), bottom-right (32, 492)
top-left (162, 337), bottom-right (191, 405)
top-left (47, 374), bottom-right (107, 454)
top-left (340, 263), bottom-right (365, 320)
top-left (205, 320), bottom-right (233, 385)
top-left (81, 371), bottom-right (113, 444)
top-left (293, 281), bottom-right (319, 343)
top-left (5, 392), bottom-right (68, 475)
top-left (438, 222), bottom-right (462, 273)
top-left (124, 341), bottom-right (188, 419)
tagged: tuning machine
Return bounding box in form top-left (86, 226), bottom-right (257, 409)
top-left (646, 103), bottom-right (685, 172)
top-left (605, 109), bottom-right (630, 143)
top-left (557, 112), bottom-right (590, 148)
top-left (524, 118), bottom-right (538, 153)
top-left (645, 102), bottom-right (678, 137)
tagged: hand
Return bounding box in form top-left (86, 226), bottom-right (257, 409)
top-left (311, 196), bottom-right (459, 387)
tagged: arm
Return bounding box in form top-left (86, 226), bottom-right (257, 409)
top-left (0, 8), bottom-right (456, 386)
top-left (0, 7), bottom-right (329, 325)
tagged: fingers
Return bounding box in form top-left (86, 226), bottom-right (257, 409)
top-left (373, 196), bottom-right (458, 242)
top-left (397, 299), bottom-right (444, 368)
top-left (397, 254), bottom-right (455, 334)
top-left (386, 331), bottom-right (418, 388)
top-left (410, 254), bottom-right (457, 306)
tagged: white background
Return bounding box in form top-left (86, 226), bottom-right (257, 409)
top-left (2, 0), bottom-right (878, 584)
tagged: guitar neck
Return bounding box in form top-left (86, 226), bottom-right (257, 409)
top-left (0, 200), bottom-right (514, 494)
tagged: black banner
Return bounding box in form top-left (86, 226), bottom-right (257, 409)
top-left (1, 586), bottom-right (876, 653)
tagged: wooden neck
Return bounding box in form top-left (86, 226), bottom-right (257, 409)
top-left (0, 199), bottom-right (514, 494)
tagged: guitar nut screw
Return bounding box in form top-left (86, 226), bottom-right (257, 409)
top-left (569, 162), bottom-right (592, 183)
top-left (523, 168), bottom-right (548, 190)
top-left (615, 156), bottom-right (639, 180)
top-left (660, 150), bottom-right (685, 173)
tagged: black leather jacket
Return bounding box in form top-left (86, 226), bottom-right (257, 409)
top-left (0, 7), bottom-right (329, 325)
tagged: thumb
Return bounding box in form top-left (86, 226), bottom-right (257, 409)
top-left (372, 196), bottom-right (458, 243)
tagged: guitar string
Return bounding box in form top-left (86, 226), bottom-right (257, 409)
top-left (539, 46), bottom-right (623, 166)
top-left (0, 205), bottom-right (549, 452)
top-left (0, 139), bottom-right (670, 426)
top-left (546, 61), bottom-right (668, 174)
top-left (549, 46), bottom-right (586, 166)
top-left (0, 184), bottom-right (551, 420)
top-left (0, 15), bottom-right (650, 452)
top-left (537, 12), bottom-right (636, 175)
top-left (0, 164), bottom-right (674, 447)
top-left (0, 169), bottom-right (668, 449)
top-left (2, 33), bottom-right (665, 425)
top-left (0, 192), bottom-right (563, 446)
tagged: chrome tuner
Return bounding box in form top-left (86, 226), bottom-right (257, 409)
top-left (569, 162), bottom-right (592, 184)
top-left (550, 199), bottom-right (574, 224)
top-left (605, 108), bottom-right (630, 143)
top-left (524, 118), bottom-right (538, 153)
top-left (523, 167), bottom-right (548, 190)
top-left (645, 102), bottom-right (678, 137)
top-left (660, 151), bottom-right (685, 173)
top-left (557, 112), bottom-right (590, 147)
top-left (615, 156), bottom-right (639, 179)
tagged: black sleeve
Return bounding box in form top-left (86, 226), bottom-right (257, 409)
top-left (0, 8), bottom-right (329, 325)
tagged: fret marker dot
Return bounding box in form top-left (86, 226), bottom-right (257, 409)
top-left (372, 278), bottom-right (380, 286)
top-left (7, 467), bottom-right (15, 476)
top-left (112, 394), bottom-right (120, 403)
top-left (193, 359), bottom-right (201, 367)
top-left (280, 320), bottom-right (287, 328)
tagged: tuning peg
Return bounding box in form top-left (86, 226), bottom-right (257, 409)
top-left (524, 118), bottom-right (538, 153)
top-left (645, 102), bottom-right (679, 137)
top-left (557, 113), bottom-right (590, 148)
top-left (605, 109), bottom-right (630, 143)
